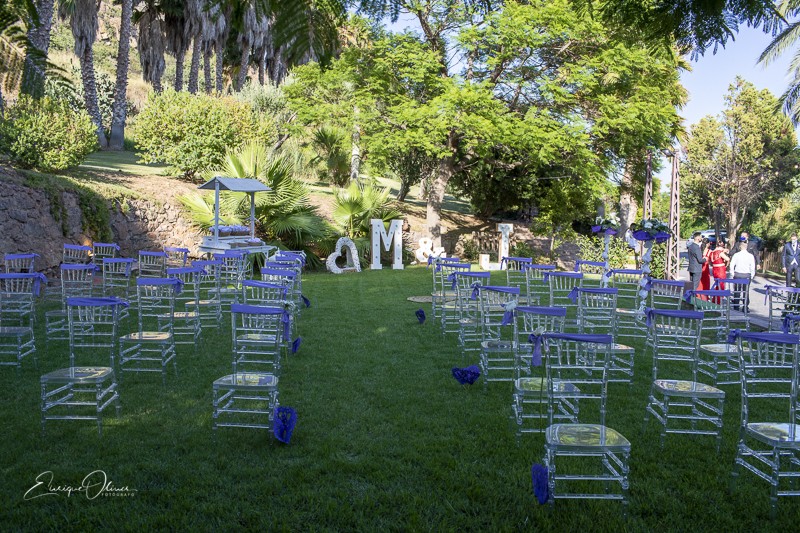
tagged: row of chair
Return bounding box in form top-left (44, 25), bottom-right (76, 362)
top-left (428, 255), bottom-right (800, 515)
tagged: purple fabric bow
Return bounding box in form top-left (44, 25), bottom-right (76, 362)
top-left (568, 287), bottom-right (580, 303)
top-left (528, 334), bottom-right (545, 366)
top-left (137, 277), bottom-right (183, 294)
top-left (782, 314), bottom-right (800, 334)
top-left (416, 308), bottom-right (426, 324)
top-left (517, 306), bottom-right (567, 317)
top-left (765, 285), bottom-right (800, 304)
top-left (67, 297), bottom-right (129, 308)
top-left (470, 282), bottom-right (483, 300)
top-left (302, 295), bottom-right (311, 308)
top-left (683, 289), bottom-right (731, 303)
top-left (292, 337), bottom-right (302, 354)
top-left (452, 365), bottom-right (481, 385)
top-left (0, 272), bottom-right (48, 296)
top-left (632, 229), bottom-right (652, 241)
top-left (93, 242), bottom-right (120, 251)
top-left (274, 406), bottom-right (297, 444)
top-left (531, 464), bottom-right (549, 505)
top-left (727, 329), bottom-right (741, 344)
top-left (645, 308), bottom-right (704, 327)
top-left (737, 331), bottom-right (800, 345)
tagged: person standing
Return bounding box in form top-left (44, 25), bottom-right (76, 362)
top-left (730, 241), bottom-right (756, 311)
top-left (739, 231), bottom-right (761, 271)
top-left (687, 232), bottom-right (707, 290)
top-left (782, 233), bottom-right (800, 287)
top-left (698, 238), bottom-right (712, 298)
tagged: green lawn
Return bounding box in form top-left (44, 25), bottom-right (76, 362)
top-left (1, 267), bottom-right (796, 530)
top-left (79, 151), bottom-right (168, 177)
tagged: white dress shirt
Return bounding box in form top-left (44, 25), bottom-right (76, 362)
top-left (730, 250), bottom-right (756, 279)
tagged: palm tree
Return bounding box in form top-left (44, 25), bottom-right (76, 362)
top-left (185, 0), bottom-right (204, 93)
top-left (760, 0), bottom-right (800, 123)
top-left (135, 2), bottom-right (166, 93)
top-left (109, 0), bottom-right (133, 149)
top-left (163, 0), bottom-right (189, 91)
top-left (198, 1), bottom-right (224, 93)
top-left (58, 0), bottom-right (107, 148)
top-left (20, 0), bottom-right (54, 97)
top-left (234, 5), bottom-right (257, 90)
top-left (1, 0), bottom-right (31, 115)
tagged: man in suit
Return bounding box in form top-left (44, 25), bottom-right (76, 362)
top-left (782, 233), bottom-right (800, 287)
top-left (687, 231), bottom-right (706, 289)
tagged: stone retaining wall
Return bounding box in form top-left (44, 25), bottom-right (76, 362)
top-left (0, 172), bottom-right (202, 273)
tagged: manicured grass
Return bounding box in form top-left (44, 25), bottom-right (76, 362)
top-left (1, 267), bottom-right (797, 530)
top-left (80, 151), bottom-right (168, 177)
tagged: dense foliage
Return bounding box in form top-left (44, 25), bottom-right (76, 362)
top-left (131, 89), bottom-right (256, 178)
top-left (0, 95), bottom-right (97, 170)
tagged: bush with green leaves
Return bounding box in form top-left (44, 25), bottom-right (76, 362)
top-left (0, 96), bottom-right (97, 171)
top-left (574, 234), bottom-right (631, 269)
top-left (131, 90), bottom-right (254, 178)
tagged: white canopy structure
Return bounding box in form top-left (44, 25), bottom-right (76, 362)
top-left (198, 176), bottom-right (271, 243)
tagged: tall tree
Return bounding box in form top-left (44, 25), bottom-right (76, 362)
top-left (163, 0), bottom-right (190, 91)
top-left (683, 78), bottom-right (800, 237)
top-left (760, 0), bottom-right (800, 124)
top-left (109, 0), bottom-right (133, 149)
top-left (20, 0), bottom-right (54, 97)
top-left (135, 3), bottom-right (166, 92)
top-left (58, 0), bottom-right (107, 147)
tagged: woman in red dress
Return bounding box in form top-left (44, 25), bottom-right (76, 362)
top-left (710, 238), bottom-right (730, 300)
top-left (697, 238), bottom-right (712, 298)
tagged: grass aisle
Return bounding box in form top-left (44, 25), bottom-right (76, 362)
top-left (0, 266), bottom-right (797, 530)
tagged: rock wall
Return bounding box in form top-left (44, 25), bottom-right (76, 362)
top-left (0, 173), bottom-right (203, 273)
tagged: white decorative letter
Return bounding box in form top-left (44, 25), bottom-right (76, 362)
top-left (370, 219), bottom-right (404, 270)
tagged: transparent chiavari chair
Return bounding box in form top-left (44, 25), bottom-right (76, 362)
top-left (189, 259), bottom-right (223, 326)
top-left (67, 297), bottom-right (128, 367)
top-left (216, 251), bottom-right (249, 305)
top-left (138, 250), bottom-right (168, 278)
top-left (648, 279), bottom-right (686, 309)
top-left (511, 306), bottom-right (566, 437)
top-left (91, 242), bottom-right (119, 269)
top-left (102, 258), bottom-right (136, 302)
top-left (731, 331), bottom-right (800, 516)
top-left (273, 251), bottom-right (306, 271)
top-left (450, 271), bottom-right (491, 360)
top-left (119, 278), bottom-right (179, 384)
top-left (45, 264), bottom-right (96, 341)
top-left (545, 272), bottom-right (582, 329)
top-left (430, 258), bottom-right (468, 321)
top-left (164, 247), bottom-right (190, 268)
top-left (715, 278), bottom-right (753, 330)
top-left (166, 267), bottom-right (203, 347)
top-left (0, 273), bottom-right (42, 368)
top-left (503, 257), bottom-right (533, 303)
top-left (541, 333), bottom-right (631, 508)
top-left (62, 244), bottom-right (91, 265)
top-left (260, 267), bottom-right (299, 312)
top-left (643, 309), bottom-right (725, 449)
top-left (241, 279), bottom-right (294, 347)
top-left (575, 260), bottom-right (606, 288)
top-left (437, 262), bottom-right (472, 334)
top-left (687, 289), bottom-right (740, 386)
top-left (573, 287), bottom-right (634, 385)
top-left (231, 303), bottom-right (289, 376)
top-left (525, 264), bottom-right (556, 306)
top-left (610, 269), bottom-right (644, 304)
top-left (263, 261), bottom-right (304, 310)
top-left (766, 285), bottom-right (800, 332)
top-left (3, 253), bottom-right (37, 273)
top-left (476, 285), bottom-right (520, 385)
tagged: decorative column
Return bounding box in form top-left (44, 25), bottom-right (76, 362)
top-left (497, 223), bottom-right (513, 269)
top-left (591, 214), bottom-right (620, 288)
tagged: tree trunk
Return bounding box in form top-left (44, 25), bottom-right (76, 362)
top-left (109, 0), bottom-right (133, 150)
top-left (0, 87), bottom-right (5, 119)
top-left (174, 49), bottom-right (185, 91)
top-left (397, 179), bottom-right (410, 202)
top-left (350, 112), bottom-right (361, 185)
top-left (80, 45), bottom-right (108, 148)
top-left (618, 163), bottom-right (638, 235)
top-left (236, 45), bottom-right (251, 91)
top-left (188, 37), bottom-right (201, 94)
top-left (204, 50), bottom-right (212, 93)
top-left (427, 130), bottom-right (457, 249)
top-left (258, 59), bottom-right (265, 85)
top-left (215, 45), bottom-right (224, 92)
top-left (21, 0), bottom-right (55, 98)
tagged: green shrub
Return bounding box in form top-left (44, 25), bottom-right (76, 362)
top-left (0, 96), bottom-right (97, 171)
top-left (131, 90), bottom-right (255, 178)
